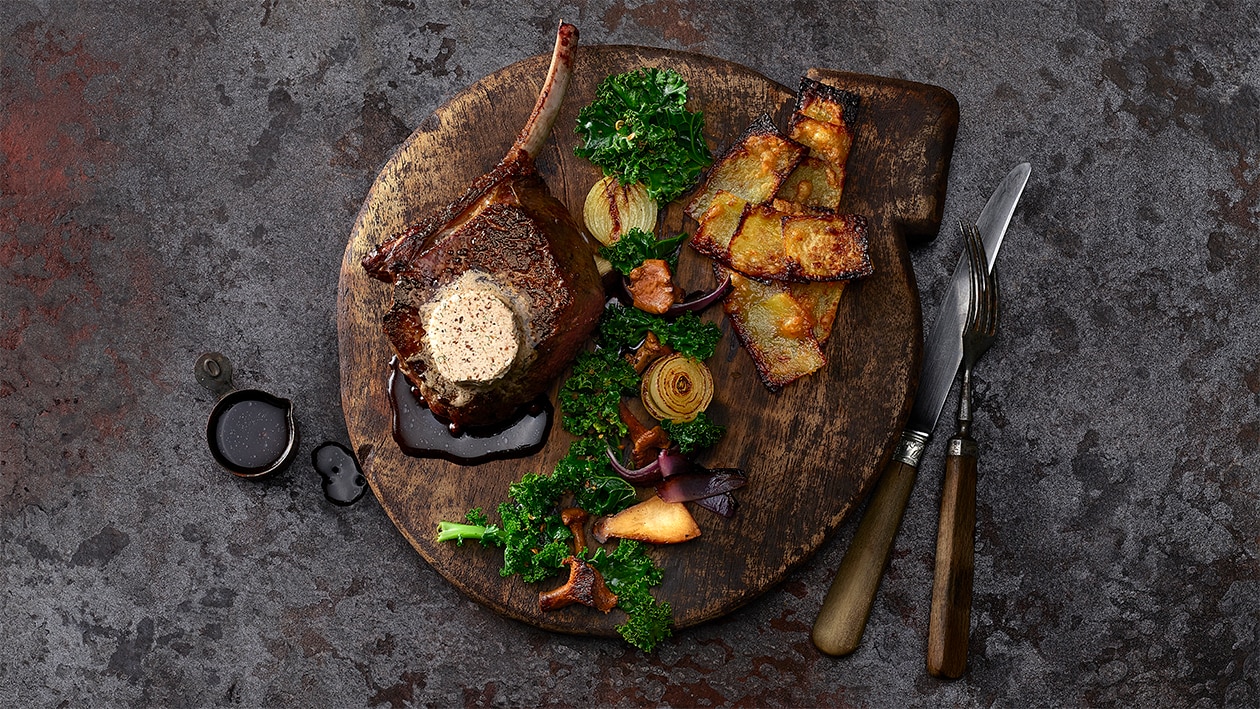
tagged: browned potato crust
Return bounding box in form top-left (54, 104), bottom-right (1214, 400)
top-left (686, 80), bottom-right (865, 390)
top-left (795, 77), bottom-right (861, 131)
top-left (719, 207), bottom-right (871, 283)
top-left (788, 115), bottom-right (854, 168)
top-left (685, 114), bottom-right (806, 221)
top-left (719, 267), bottom-right (826, 390)
top-left (726, 204), bottom-right (790, 278)
top-left (691, 190), bottom-right (749, 258)
top-left (776, 156), bottom-right (845, 209)
top-left (787, 281), bottom-right (846, 344)
top-left (782, 213), bottom-right (872, 280)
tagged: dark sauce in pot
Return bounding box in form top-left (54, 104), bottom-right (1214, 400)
top-left (212, 398), bottom-right (291, 472)
top-left (387, 357), bottom-right (551, 465)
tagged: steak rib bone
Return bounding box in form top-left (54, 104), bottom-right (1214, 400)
top-left (511, 21), bottom-right (578, 161)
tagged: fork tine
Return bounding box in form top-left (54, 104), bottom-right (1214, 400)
top-left (974, 221), bottom-right (997, 337)
top-left (986, 268), bottom-right (1000, 336)
top-left (972, 224), bottom-right (991, 329)
top-left (962, 223), bottom-right (977, 332)
top-left (964, 223), bottom-right (985, 334)
top-left (972, 223), bottom-right (990, 281)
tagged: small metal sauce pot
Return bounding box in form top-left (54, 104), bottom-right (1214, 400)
top-left (195, 352), bottom-right (298, 479)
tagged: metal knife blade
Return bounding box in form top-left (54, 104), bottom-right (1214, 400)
top-left (904, 162), bottom-right (1030, 442)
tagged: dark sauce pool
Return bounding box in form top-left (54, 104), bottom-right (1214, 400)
top-left (387, 358), bottom-right (551, 465)
top-left (312, 442), bottom-right (368, 505)
top-left (211, 397), bottom-right (292, 473)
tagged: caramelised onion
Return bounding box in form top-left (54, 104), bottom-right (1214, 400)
top-left (594, 254), bottom-right (615, 279)
top-left (666, 273), bottom-right (732, 315)
top-left (641, 353), bottom-right (714, 424)
top-left (583, 176), bottom-right (657, 247)
top-left (656, 469), bottom-right (747, 503)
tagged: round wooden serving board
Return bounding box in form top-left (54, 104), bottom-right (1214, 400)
top-left (337, 45), bottom-right (958, 636)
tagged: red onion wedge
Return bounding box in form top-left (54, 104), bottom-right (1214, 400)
top-left (694, 492), bottom-right (738, 518)
top-left (656, 469), bottom-right (747, 503)
top-left (605, 445), bottom-right (662, 485)
top-left (666, 273), bottom-right (731, 315)
top-left (657, 448), bottom-right (691, 478)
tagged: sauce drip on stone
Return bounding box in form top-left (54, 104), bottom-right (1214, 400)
top-left (312, 442), bottom-right (368, 506)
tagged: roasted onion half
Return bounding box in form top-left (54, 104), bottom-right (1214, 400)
top-left (641, 353), bottom-right (714, 423)
top-left (583, 175), bottom-right (658, 246)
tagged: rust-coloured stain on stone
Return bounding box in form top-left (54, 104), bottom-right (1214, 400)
top-left (1, 23), bottom-right (132, 506)
top-left (602, 0), bottom-right (706, 48)
top-left (1, 24), bottom-right (120, 302)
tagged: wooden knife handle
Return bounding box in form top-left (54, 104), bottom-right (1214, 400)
top-left (812, 456), bottom-right (918, 656)
top-left (926, 435), bottom-right (978, 678)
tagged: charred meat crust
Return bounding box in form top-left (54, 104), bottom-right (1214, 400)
top-left (361, 23), bottom-right (602, 428)
top-left (362, 154), bottom-right (535, 282)
top-left (364, 22), bottom-right (580, 281)
top-left (387, 200), bottom-right (603, 426)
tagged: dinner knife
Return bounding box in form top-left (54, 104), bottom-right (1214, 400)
top-left (811, 163), bottom-right (1031, 657)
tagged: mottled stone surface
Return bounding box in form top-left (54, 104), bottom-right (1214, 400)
top-left (2, 1), bottom-right (1257, 706)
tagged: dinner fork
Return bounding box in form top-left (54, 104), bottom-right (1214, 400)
top-left (926, 222), bottom-right (999, 678)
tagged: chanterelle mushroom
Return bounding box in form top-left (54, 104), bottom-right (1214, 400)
top-left (627, 259), bottom-right (682, 314)
top-left (560, 507), bottom-right (589, 554)
top-left (619, 400), bottom-right (671, 467)
top-left (626, 331), bottom-right (673, 374)
top-left (538, 556), bottom-right (618, 613)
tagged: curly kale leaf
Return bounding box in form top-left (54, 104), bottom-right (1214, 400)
top-left (574, 68), bottom-right (712, 204)
top-left (589, 540), bottom-right (672, 652)
top-left (497, 496), bottom-right (571, 582)
top-left (660, 411), bottom-right (727, 454)
top-left (599, 228), bottom-right (688, 276)
top-left (548, 444), bottom-right (637, 516)
top-left (439, 441), bottom-right (640, 585)
top-left (599, 304), bottom-right (722, 360)
top-left (658, 312), bottom-right (723, 361)
top-left (559, 348), bottom-right (639, 438)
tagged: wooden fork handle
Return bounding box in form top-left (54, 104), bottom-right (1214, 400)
top-left (812, 456), bottom-right (918, 656)
top-left (927, 434), bottom-right (978, 678)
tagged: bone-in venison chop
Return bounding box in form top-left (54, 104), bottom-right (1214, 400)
top-left (362, 23), bottom-right (604, 428)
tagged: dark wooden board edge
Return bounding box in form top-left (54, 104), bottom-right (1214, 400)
top-left (808, 68), bottom-right (959, 245)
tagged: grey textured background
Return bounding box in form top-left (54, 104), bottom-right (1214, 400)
top-left (3, 1), bottom-right (1258, 706)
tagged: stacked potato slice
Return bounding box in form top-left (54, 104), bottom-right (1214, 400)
top-left (686, 78), bottom-right (868, 389)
